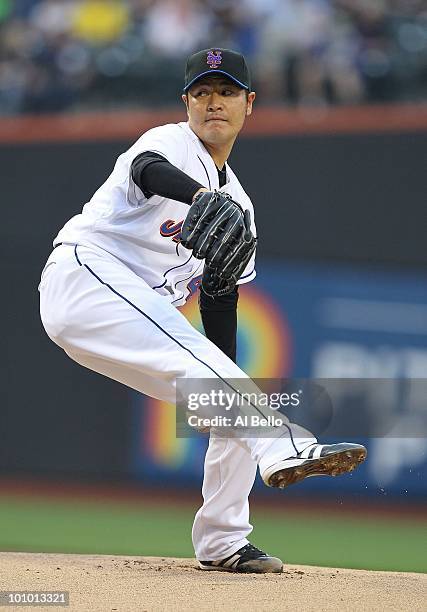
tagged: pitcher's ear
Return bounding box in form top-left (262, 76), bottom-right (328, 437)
top-left (246, 91), bottom-right (256, 115)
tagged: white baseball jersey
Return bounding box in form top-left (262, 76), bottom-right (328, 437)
top-left (54, 121), bottom-right (256, 306)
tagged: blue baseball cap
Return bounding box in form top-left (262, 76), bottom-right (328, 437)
top-left (183, 48), bottom-right (251, 92)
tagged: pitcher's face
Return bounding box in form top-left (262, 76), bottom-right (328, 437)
top-left (183, 76), bottom-right (255, 148)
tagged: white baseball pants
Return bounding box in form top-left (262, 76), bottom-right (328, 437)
top-left (39, 243), bottom-right (315, 561)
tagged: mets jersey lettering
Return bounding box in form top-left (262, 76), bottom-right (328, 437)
top-left (160, 219), bottom-right (183, 243)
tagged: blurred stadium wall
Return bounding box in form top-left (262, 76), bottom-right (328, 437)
top-left (1, 105), bottom-right (426, 510)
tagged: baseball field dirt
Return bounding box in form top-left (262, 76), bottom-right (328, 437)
top-left (0, 553), bottom-right (425, 612)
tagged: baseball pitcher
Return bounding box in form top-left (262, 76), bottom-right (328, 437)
top-left (39, 48), bottom-right (366, 573)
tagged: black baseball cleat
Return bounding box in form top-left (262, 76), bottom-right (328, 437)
top-left (198, 543), bottom-right (283, 573)
top-left (261, 442), bottom-right (367, 489)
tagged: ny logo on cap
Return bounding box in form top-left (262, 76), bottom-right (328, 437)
top-left (207, 50), bottom-right (222, 69)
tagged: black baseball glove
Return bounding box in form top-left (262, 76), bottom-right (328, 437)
top-left (180, 190), bottom-right (257, 297)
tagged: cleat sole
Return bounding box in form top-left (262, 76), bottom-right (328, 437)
top-left (268, 447), bottom-right (367, 489)
top-left (198, 558), bottom-right (283, 573)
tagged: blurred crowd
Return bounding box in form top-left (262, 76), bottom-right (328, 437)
top-left (0, 0), bottom-right (426, 115)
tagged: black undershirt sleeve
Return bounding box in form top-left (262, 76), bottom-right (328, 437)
top-left (198, 164), bottom-right (238, 362)
top-left (199, 287), bottom-right (238, 363)
top-left (131, 151), bottom-right (204, 204)
top-left (197, 162), bottom-right (238, 362)
top-left (132, 151), bottom-right (239, 362)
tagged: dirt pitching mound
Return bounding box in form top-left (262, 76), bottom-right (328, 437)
top-left (0, 552), bottom-right (425, 611)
